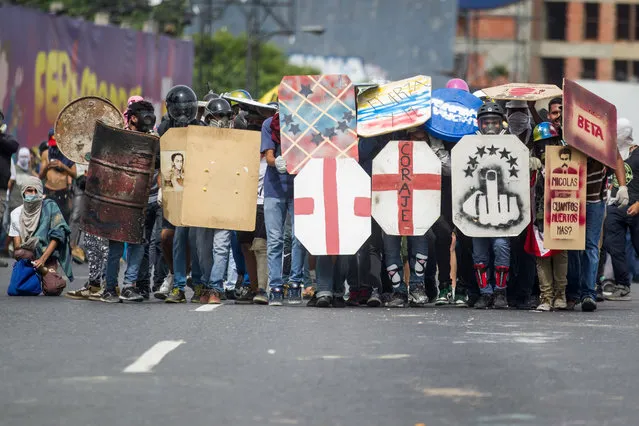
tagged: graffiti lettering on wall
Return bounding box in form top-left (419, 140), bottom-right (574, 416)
top-left (33, 49), bottom-right (142, 126)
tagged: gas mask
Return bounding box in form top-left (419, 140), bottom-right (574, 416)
top-left (507, 111), bottom-right (531, 136)
top-left (133, 110), bottom-right (156, 133)
top-left (208, 115), bottom-right (232, 129)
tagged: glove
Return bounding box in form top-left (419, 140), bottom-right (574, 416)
top-left (529, 157), bottom-right (542, 170)
top-left (274, 156), bottom-right (287, 174)
top-left (612, 185), bottom-right (630, 208)
top-left (157, 187), bottom-right (163, 205)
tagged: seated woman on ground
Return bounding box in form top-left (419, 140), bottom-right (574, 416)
top-left (8, 176), bottom-right (73, 281)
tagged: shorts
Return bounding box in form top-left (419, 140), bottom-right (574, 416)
top-left (238, 204), bottom-right (266, 245)
top-left (162, 218), bottom-right (176, 231)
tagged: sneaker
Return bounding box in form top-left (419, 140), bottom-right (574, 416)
top-left (207, 290), bottom-right (222, 304)
top-left (553, 295), bottom-right (567, 310)
top-left (119, 285), bottom-right (143, 302)
top-left (493, 289), bottom-right (508, 309)
top-left (287, 283), bottom-right (302, 305)
top-left (306, 295), bottom-right (318, 307)
top-left (386, 292), bottom-right (408, 308)
top-left (138, 284), bottom-right (150, 300)
top-left (453, 292), bottom-right (468, 307)
top-left (316, 295), bottom-right (332, 308)
top-left (474, 294), bottom-right (492, 309)
top-left (65, 281), bottom-right (101, 300)
top-left (536, 302), bottom-right (552, 311)
top-left (253, 290), bottom-right (269, 305)
top-left (605, 285), bottom-right (631, 301)
top-left (236, 287), bottom-right (255, 304)
top-left (409, 284), bottom-right (427, 307)
top-left (596, 283), bottom-right (605, 302)
top-left (269, 287), bottom-right (284, 306)
top-left (191, 284), bottom-right (204, 303)
top-left (366, 288), bottom-right (382, 307)
top-left (466, 293), bottom-right (479, 308)
top-left (302, 286), bottom-right (315, 299)
top-left (581, 296), bottom-right (597, 312)
top-left (165, 288), bottom-right (186, 303)
top-left (425, 279), bottom-right (439, 302)
top-left (601, 279), bottom-right (616, 297)
top-left (89, 285), bottom-right (118, 301)
top-left (154, 273), bottom-right (174, 300)
top-left (332, 295), bottom-right (346, 308)
top-left (225, 288), bottom-right (236, 300)
top-left (100, 288), bottom-right (121, 303)
top-left (435, 286), bottom-right (451, 306)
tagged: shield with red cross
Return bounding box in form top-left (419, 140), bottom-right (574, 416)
top-left (372, 141), bottom-right (441, 236)
top-left (294, 158), bottom-right (371, 255)
top-left (278, 75), bottom-right (358, 175)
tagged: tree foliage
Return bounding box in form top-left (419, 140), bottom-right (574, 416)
top-left (193, 30), bottom-right (319, 99)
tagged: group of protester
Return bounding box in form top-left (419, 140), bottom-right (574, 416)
top-left (2, 77), bottom-right (638, 313)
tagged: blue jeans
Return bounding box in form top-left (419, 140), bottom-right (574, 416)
top-left (472, 237), bottom-right (510, 295)
top-left (315, 255), bottom-right (348, 298)
top-left (578, 201), bottom-right (605, 301)
top-left (173, 227), bottom-right (203, 290)
top-left (264, 197), bottom-right (306, 289)
top-left (136, 202), bottom-right (167, 288)
top-left (106, 240), bottom-right (144, 290)
top-left (193, 228), bottom-right (232, 292)
top-left (382, 234), bottom-right (428, 294)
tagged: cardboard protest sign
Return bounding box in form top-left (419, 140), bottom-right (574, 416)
top-left (424, 88), bottom-right (483, 142)
top-left (542, 145), bottom-right (586, 250)
top-left (482, 83), bottom-right (562, 101)
top-left (357, 75), bottom-right (432, 137)
top-left (294, 158), bottom-right (371, 255)
top-left (563, 79), bottom-right (618, 168)
top-left (452, 134), bottom-right (530, 237)
top-left (160, 126), bottom-right (260, 230)
top-left (278, 75), bottom-right (358, 174)
top-left (372, 141), bottom-right (441, 235)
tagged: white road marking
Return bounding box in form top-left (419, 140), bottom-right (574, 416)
top-left (123, 340), bottom-right (185, 373)
top-left (367, 354), bottom-right (411, 360)
top-left (194, 304), bottom-right (223, 312)
top-left (268, 349), bottom-right (276, 354)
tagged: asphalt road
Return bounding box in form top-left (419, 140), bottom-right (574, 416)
top-left (1, 258), bottom-right (638, 426)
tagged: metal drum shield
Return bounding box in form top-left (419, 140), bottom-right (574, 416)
top-left (82, 120), bottom-right (159, 243)
top-left (54, 96), bottom-right (125, 164)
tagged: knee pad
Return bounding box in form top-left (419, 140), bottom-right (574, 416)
top-left (386, 264), bottom-right (402, 288)
top-left (414, 253), bottom-right (428, 277)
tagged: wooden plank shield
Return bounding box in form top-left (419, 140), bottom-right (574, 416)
top-left (294, 158), bottom-right (371, 255)
top-left (563, 79), bottom-right (618, 168)
top-left (543, 145), bottom-right (587, 250)
top-left (160, 126), bottom-right (260, 230)
top-left (357, 75), bottom-right (432, 137)
top-left (452, 134), bottom-right (530, 237)
top-left (278, 75), bottom-right (358, 174)
top-left (481, 83), bottom-right (562, 101)
top-left (372, 141), bottom-right (441, 236)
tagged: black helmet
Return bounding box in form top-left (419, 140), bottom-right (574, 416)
top-left (166, 85), bottom-right (197, 124)
top-left (203, 91), bottom-right (220, 102)
top-left (205, 98), bottom-right (232, 117)
top-left (477, 101), bottom-right (505, 119)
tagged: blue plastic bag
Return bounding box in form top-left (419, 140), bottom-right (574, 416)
top-left (7, 259), bottom-right (42, 296)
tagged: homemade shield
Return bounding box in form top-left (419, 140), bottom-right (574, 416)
top-left (563, 79), bottom-right (618, 168)
top-left (82, 121), bottom-right (159, 243)
top-left (294, 158), bottom-right (371, 255)
top-left (372, 141), bottom-right (441, 236)
top-left (278, 74), bottom-right (358, 174)
top-left (424, 88), bottom-right (483, 142)
top-left (54, 96), bottom-right (125, 164)
top-left (481, 83), bottom-right (562, 101)
top-left (160, 126), bottom-right (260, 230)
top-left (452, 134), bottom-right (530, 237)
top-left (357, 75), bottom-right (432, 137)
top-left (543, 145), bottom-right (587, 250)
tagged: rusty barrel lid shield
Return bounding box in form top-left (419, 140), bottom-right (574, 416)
top-left (81, 121), bottom-right (159, 244)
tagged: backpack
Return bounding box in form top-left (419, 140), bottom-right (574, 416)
top-left (7, 259), bottom-right (42, 296)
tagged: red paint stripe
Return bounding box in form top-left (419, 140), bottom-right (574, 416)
top-left (412, 174), bottom-right (441, 190)
top-left (295, 197), bottom-right (315, 215)
top-left (353, 197), bottom-right (371, 217)
top-left (372, 174), bottom-right (402, 191)
top-left (323, 159), bottom-right (340, 254)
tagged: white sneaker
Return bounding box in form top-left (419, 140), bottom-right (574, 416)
top-left (535, 302), bottom-right (552, 312)
top-left (154, 273), bottom-right (174, 300)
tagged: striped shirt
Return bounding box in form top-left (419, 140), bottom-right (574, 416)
top-left (586, 159), bottom-right (607, 203)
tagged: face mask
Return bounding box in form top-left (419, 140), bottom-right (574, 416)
top-left (209, 116), bottom-right (231, 128)
top-left (134, 111), bottom-right (156, 133)
top-left (24, 194), bottom-right (41, 203)
top-left (508, 112), bottom-right (531, 136)
top-left (17, 156), bottom-right (29, 170)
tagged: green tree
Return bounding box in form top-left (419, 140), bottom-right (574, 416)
top-left (194, 30), bottom-right (319, 99)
